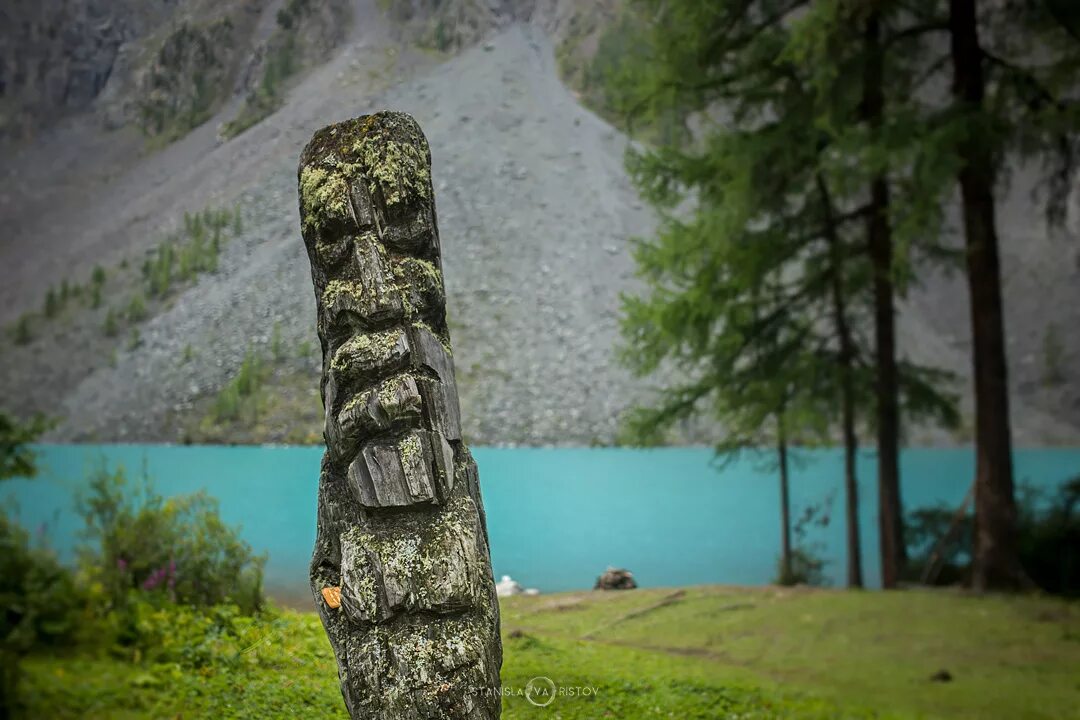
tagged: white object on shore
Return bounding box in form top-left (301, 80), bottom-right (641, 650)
top-left (496, 575), bottom-right (539, 597)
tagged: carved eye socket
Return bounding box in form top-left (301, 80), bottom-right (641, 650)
top-left (380, 207), bottom-right (436, 255)
top-left (316, 237), bottom-right (353, 269)
top-left (325, 308), bottom-right (365, 347)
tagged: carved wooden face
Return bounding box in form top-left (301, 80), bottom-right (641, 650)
top-left (299, 112), bottom-right (501, 718)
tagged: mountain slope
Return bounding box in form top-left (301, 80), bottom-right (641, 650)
top-left (1, 11), bottom-right (656, 445)
top-left (0, 0), bottom-right (1077, 446)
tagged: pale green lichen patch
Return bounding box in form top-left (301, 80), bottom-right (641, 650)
top-left (335, 374), bottom-right (420, 445)
top-left (300, 166), bottom-right (350, 232)
top-left (345, 113), bottom-right (429, 208)
top-left (394, 257), bottom-right (442, 291)
top-left (353, 134), bottom-right (430, 209)
top-left (341, 497), bottom-right (482, 618)
top-left (398, 433), bottom-right (426, 496)
top-left (399, 432), bottom-right (422, 462)
top-left (331, 329), bottom-right (406, 377)
top-left (340, 391), bottom-right (364, 416)
top-left (377, 373), bottom-right (413, 408)
top-left (322, 279), bottom-right (364, 308)
top-left (340, 526), bottom-right (381, 621)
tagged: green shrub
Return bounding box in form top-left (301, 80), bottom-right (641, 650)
top-left (127, 293), bottom-right (148, 322)
top-left (1, 513), bottom-right (87, 716)
top-left (103, 308), bottom-right (120, 337)
top-left (147, 241), bottom-right (175, 297)
top-left (774, 494), bottom-right (832, 586)
top-left (271, 322), bottom-right (284, 363)
top-left (10, 315), bottom-right (32, 345)
top-left (213, 383), bottom-right (243, 422)
top-left (1, 412), bottom-right (51, 480)
top-left (236, 351), bottom-right (264, 396)
top-left (126, 600), bottom-right (272, 669)
top-left (43, 288), bottom-right (59, 318)
top-left (210, 350), bottom-right (266, 424)
top-left (1, 413), bottom-right (81, 717)
top-left (775, 548), bottom-right (828, 587)
top-left (75, 462), bottom-right (266, 616)
top-left (143, 208), bottom-right (230, 298)
top-left (906, 476), bottom-right (1080, 595)
top-left (1017, 476), bottom-right (1080, 596)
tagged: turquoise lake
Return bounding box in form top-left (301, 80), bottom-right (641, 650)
top-left (6, 445), bottom-right (1080, 599)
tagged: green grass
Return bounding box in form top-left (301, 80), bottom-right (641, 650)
top-left (20, 587), bottom-right (1080, 719)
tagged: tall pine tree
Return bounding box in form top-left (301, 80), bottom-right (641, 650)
top-left (612, 0), bottom-right (958, 587)
top-left (941, 0), bottom-right (1079, 589)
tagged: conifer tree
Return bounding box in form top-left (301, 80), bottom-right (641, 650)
top-left (613, 0), bottom-right (959, 587)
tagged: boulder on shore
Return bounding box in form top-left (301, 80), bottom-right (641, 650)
top-left (594, 567), bottom-right (637, 590)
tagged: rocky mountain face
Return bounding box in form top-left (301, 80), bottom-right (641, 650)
top-left (0, 0), bottom-right (1077, 446)
top-left (1, 0), bottom-right (354, 138)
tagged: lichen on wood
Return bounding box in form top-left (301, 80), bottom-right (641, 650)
top-left (298, 111), bottom-right (501, 719)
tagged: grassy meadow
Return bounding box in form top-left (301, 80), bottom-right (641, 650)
top-left (20, 586), bottom-right (1080, 719)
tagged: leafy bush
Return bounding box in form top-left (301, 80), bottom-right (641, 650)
top-left (103, 308), bottom-right (119, 337)
top-left (1, 513), bottom-right (88, 717)
top-left (1, 412), bottom-right (79, 717)
top-left (10, 314), bottom-right (32, 345)
top-left (1, 413), bottom-right (51, 480)
top-left (124, 600), bottom-right (271, 669)
top-left (775, 493), bottom-right (833, 587)
top-left (127, 293), bottom-right (147, 322)
top-left (271, 322), bottom-right (284, 362)
top-left (127, 327), bottom-right (142, 350)
top-left (76, 462), bottom-right (266, 616)
top-left (1017, 477), bottom-right (1080, 596)
top-left (905, 475), bottom-right (1080, 595)
top-left (209, 349), bottom-right (267, 424)
top-left (43, 287), bottom-right (60, 318)
top-left (775, 548), bottom-right (828, 587)
top-left (145, 208), bottom-right (231, 298)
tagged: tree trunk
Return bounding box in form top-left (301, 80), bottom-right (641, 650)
top-left (863, 8), bottom-right (906, 589)
top-left (298, 112), bottom-right (502, 718)
top-left (817, 175), bottom-right (864, 589)
top-left (838, 332), bottom-right (863, 590)
top-left (948, 0), bottom-right (1026, 591)
top-left (0, 650), bottom-right (15, 720)
top-left (778, 417), bottom-right (793, 583)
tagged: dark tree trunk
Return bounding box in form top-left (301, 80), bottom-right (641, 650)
top-left (778, 417), bottom-right (793, 583)
top-left (839, 350), bottom-right (863, 590)
top-left (863, 8), bottom-right (906, 589)
top-left (948, 0), bottom-right (1026, 591)
top-left (298, 112), bottom-right (502, 718)
top-left (818, 175), bottom-right (864, 589)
